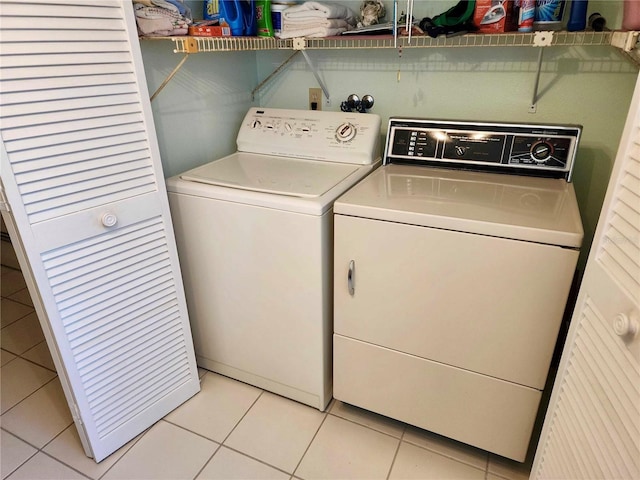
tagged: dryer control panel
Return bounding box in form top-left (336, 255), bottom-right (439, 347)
top-left (237, 108), bottom-right (381, 166)
top-left (384, 118), bottom-right (582, 180)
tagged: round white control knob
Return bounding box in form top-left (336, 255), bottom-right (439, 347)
top-left (613, 312), bottom-right (639, 337)
top-left (336, 122), bottom-right (356, 142)
top-left (101, 213), bottom-right (118, 228)
top-left (251, 120), bottom-right (261, 128)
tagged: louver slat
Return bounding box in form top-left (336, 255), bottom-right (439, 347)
top-left (1, 92), bottom-right (140, 118)
top-left (3, 17), bottom-right (125, 32)
top-left (0, 29), bottom-right (127, 43)
top-left (11, 145), bottom-right (149, 180)
top-left (1, 1), bottom-right (121, 14)
top-left (0, 104), bottom-right (142, 132)
top-left (2, 112), bottom-right (142, 145)
top-left (3, 84), bottom-right (136, 107)
top-left (0, 41), bottom-right (130, 56)
top-left (2, 54), bottom-right (133, 72)
top-left (0, 71), bottom-right (135, 89)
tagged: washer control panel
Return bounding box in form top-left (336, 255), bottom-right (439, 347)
top-left (384, 118), bottom-right (581, 180)
top-left (237, 108), bottom-right (381, 165)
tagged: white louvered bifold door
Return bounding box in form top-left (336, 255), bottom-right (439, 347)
top-left (531, 74), bottom-right (640, 479)
top-left (0, 0), bottom-right (200, 462)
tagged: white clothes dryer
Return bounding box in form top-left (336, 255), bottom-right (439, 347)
top-left (166, 108), bottom-right (381, 410)
top-left (333, 118), bottom-right (584, 461)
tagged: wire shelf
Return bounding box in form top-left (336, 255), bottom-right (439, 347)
top-left (169, 36), bottom-right (292, 52)
top-left (163, 31), bottom-right (618, 53)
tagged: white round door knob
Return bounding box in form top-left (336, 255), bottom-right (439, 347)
top-left (613, 312), bottom-right (639, 337)
top-left (101, 213), bottom-right (118, 228)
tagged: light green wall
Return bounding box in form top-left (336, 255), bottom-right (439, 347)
top-left (140, 41), bottom-right (259, 178)
top-left (139, 0), bottom-right (638, 275)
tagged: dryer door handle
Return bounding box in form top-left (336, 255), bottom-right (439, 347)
top-left (347, 260), bottom-right (355, 296)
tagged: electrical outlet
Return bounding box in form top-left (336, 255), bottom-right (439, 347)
top-left (309, 88), bottom-right (322, 111)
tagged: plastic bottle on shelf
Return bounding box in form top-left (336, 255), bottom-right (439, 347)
top-left (203, 0), bottom-right (218, 20)
top-left (272, 2), bottom-right (294, 38)
top-left (518, 0), bottom-right (536, 32)
top-left (567, 0), bottom-right (588, 31)
top-left (243, 0), bottom-right (257, 36)
top-left (623, 0), bottom-right (640, 30)
top-left (219, 0), bottom-right (245, 36)
top-left (256, 0), bottom-right (275, 36)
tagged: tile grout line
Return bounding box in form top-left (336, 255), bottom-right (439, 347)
top-left (37, 448), bottom-right (93, 480)
top-left (95, 425), bottom-right (151, 480)
top-left (161, 389), bottom-right (275, 479)
top-left (0, 374), bottom-right (59, 418)
top-left (385, 424), bottom-right (406, 480)
top-left (0, 427), bottom-right (39, 480)
top-left (1, 346), bottom-right (57, 374)
top-left (190, 442), bottom-right (223, 480)
top-left (326, 405), bottom-right (492, 476)
top-left (289, 406), bottom-right (330, 479)
top-left (214, 389), bottom-right (299, 478)
top-left (219, 389), bottom-right (264, 446)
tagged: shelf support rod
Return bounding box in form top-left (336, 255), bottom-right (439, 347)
top-left (530, 47), bottom-right (544, 113)
top-left (150, 53), bottom-right (190, 102)
top-left (251, 50), bottom-right (300, 100)
top-left (301, 50), bottom-right (330, 103)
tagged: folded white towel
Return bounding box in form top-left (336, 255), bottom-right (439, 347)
top-left (283, 1), bottom-right (356, 23)
top-left (279, 25), bottom-right (348, 38)
top-left (283, 18), bottom-right (348, 28)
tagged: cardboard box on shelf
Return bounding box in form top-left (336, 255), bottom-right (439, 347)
top-left (188, 20), bottom-right (232, 37)
top-left (473, 0), bottom-right (517, 33)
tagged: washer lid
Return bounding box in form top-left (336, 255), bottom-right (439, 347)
top-left (180, 152), bottom-right (359, 198)
top-left (334, 164), bottom-right (584, 248)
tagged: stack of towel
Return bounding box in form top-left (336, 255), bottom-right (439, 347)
top-left (279, 1), bottom-right (357, 38)
top-left (133, 0), bottom-right (192, 36)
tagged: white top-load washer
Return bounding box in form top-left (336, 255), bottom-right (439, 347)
top-left (166, 108), bottom-right (381, 410)
top-left (332, 118), bottom-right (583, 461)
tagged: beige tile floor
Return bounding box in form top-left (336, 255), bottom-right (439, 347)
top-left (1, 261), bottom-right (533, 480)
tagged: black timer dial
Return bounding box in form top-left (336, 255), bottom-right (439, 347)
top-left (531, 140), bottom-right (554, 163)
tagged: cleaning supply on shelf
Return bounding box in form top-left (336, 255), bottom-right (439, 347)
top-left (533, 0), bottom-right (565, 30)
top-left (567, 0), bottom-right (588, 31)
top-left (623, 0), bottom-right (640, 30)
top-left (257, 0), bottom-right (275, 36)
top-left (243, 0), bottom-right (257, 35)
top-left (272, 2), bottom-right (295, 37)
top-left (518, 0), bottom-right (535, 32)
top-left (204, 0), bottom-right (219, 20)
top-left (474, 0), bottom-right (517, 33)
top-left (219, 0), bottom-right (245, 35)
